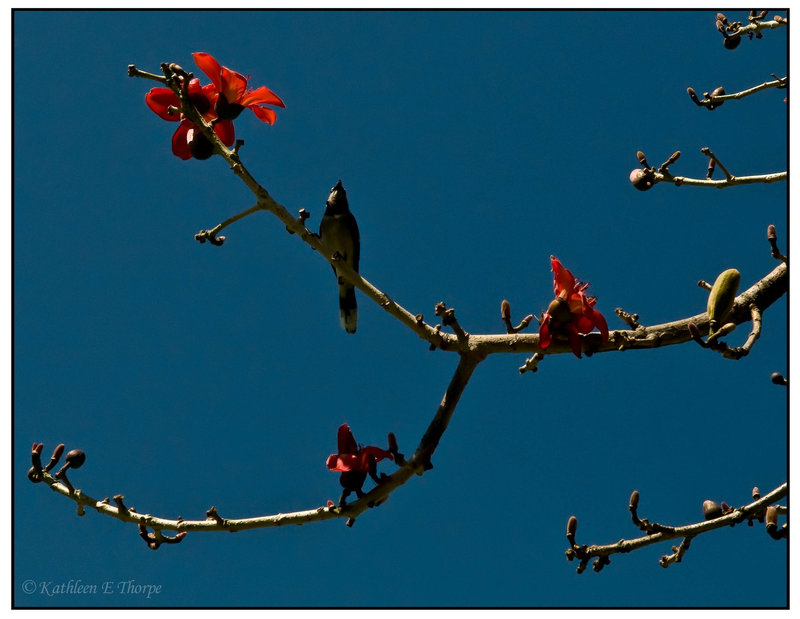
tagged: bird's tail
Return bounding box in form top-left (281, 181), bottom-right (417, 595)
top-left (339, 285), bottom-right (357, 334)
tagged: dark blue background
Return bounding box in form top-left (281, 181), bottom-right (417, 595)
top-left (14, 10), bottom-right (787, 607)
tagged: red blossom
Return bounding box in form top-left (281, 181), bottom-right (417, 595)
top-left (539, 256), bottom-right (609, 358)
top-left (193, 52), bottom-right (285, 124)
top-left (326, 424), bottom-right (393, 474)
top-left (144, 77), bottom-right (235, 160)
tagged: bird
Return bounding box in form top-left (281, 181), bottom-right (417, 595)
top-left (319, 180), bottom-right (360, 333)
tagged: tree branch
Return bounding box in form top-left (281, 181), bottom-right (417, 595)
top-left (29, 354), bottom-right (481, 543)
top-left (630, 148), bottom-right (785, 190)
top-left (687, 75), bottom-right (787, 110)
top-left (566, 483), bottom-right (787, 572)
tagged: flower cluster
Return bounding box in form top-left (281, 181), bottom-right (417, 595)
top-left (539, 256), bottom-right (609, 358)
top-left (144, 52), bottom-right (285, 160)
top-left (326, 424), bottom-right (393, 505)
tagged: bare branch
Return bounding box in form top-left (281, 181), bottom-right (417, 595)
top-left (630, 148), bottom-right (785, 190)
top-left (566, 483), bottom-right (787, 572)
top-left (687, 76), bottom-right (787, 110)
top-left (28, 353), bottom-right (481, 537)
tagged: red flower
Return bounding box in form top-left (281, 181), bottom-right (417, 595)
top-left (193, 52), bottom-right (285, 124)
top-left (144, 77), bottom-right (235, 160)
top-left (539, 256), bottom-right (609, 358)
top-left (327, 424), bottom-right (393, 506)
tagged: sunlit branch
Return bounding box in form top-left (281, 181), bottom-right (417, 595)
top-left (566, 483), bottom-right (787, 573)
top-left (687, 75), bottom-right (787, 110)
top-left (30, 354), bottom-right (481, 542)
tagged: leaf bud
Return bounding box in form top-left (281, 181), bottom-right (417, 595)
top-left (765, 505), bottom-right (778, 528)
top-left (703, 499), bottom-right (722, 520)
top-left (567, 515), bottom-right (578, 537)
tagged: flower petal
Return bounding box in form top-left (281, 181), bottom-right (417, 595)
top-left (145, 87), bottom-right (181, 121)
top-left (213, 119), bottom-right (236, 146)
top-left (539, 318), bottom-right (551, 349)
top-left (336, 424), bottom-right (358, 455)
top-left (358, 446), bottom-right (393, 470)
top-left (249, 105), bottom-right (277, 125)
top-left (171, 120), bottom-right (194, 160)
top-left (551, 256), bottom-right (575, 297)
top-left (326, 453), bottom-right (361, 472)
top-left (192, 52), bottom-right (222, 91)
top-left (566, 326), bottom-right (582, 358)
top-left (585, 305), bottom-right (609, 343)
top-left (220, 66), bottom-right (248, 103)
top-left (241, 85), bottom-right (285, 108)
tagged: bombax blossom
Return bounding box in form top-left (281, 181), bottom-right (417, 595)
top-left (144, 77), bottom-right (235, 160)
top-left (539, 256), bottom-right (609, 358)
top-left (327, 424), bottom-right (393, 505)
top-left (193, 52), bottom-right (285, 124)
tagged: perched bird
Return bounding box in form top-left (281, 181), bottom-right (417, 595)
top-left (319, 180), bottom-right (360, 333)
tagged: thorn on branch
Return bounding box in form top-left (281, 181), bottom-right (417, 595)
top-left (206, 506), bottom-right (227, 527)
top-left (113, 494), bottom-right (128, 513)
top-left (659, 536), bottom-right (692, 568)
top-left (435, 302), bottom-right (468, 342)
top-left (614, 308), bottom-right (641, 329)
top-left (138, 523), bottom-right (188, 550)
top-left (519, 352), bottom-right (543, 375)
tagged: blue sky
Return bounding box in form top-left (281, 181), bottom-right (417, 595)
top-left (14, 10), bottom-right (787, 608)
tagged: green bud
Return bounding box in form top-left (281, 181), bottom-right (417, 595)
top-left (707, 268), bottom-right (740, 331)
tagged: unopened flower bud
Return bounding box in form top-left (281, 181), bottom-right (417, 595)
top-left (501, 299), bottom-right (511, 321)
top-left (65, 449), bottom-right (86, 469)
top-left (629, 490), bottom-right (640, 510)
top-left (387, 432), bottom-right (398, 453)
top-left (187, 129), bottom-right (214, 160)
top-left (27, 466), bottom-right (43, 484)
top-left (710, 87), bottom-right (726, 98)
top-left (629, 169), bottom-right (654, 191)
top-left (687, 87), bottom-right (701, 104)
top-left (767, 224), bottom-right (777, 241)
top-left (752, 487), bottom-right (760, 500)
top-left (703, 500), bottom-right (722, 520)
top-left (771, 372), bottom-right (787, 385)
top-left (707, 268), bottom-right (740, 326)
top-left (723, 34), bottom-right (741, 49)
